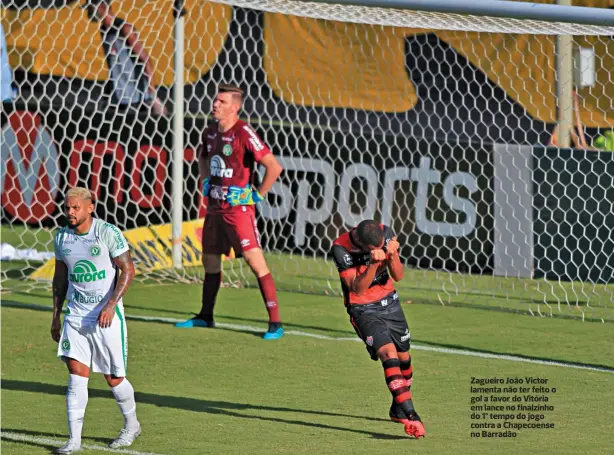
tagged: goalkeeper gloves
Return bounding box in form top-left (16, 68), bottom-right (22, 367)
top-left (202, 178), bottom-right (211, 197)
top-left (227, 185), bottom-right (264, 206)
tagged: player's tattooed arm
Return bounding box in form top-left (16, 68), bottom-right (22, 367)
top-left (98, 251), bottom-right (135, 329)
top-left (51, 260), bottom-right (68, 342)
top-left (109, 251), bottom-right (136, 305)
top-left (52, 260), bottom-right (68, 317)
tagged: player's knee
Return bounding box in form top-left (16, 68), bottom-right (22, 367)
top-left (243, 249), bottom-right (269, 277)
top-left (104, 375), bottom-right (124, 388)
top-left (250, 263), bottom-right (270, 278)
top-left (203, 254), bottom-right (222, 273)
top-left (397, 351), bottom-right (410, 362)
top-left (65, 358), bottom-right (90, 377)
top-left (376, 344), bottom-right (399, 362)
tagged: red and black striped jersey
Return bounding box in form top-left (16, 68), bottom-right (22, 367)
top-left (331, 225), bottom-right (396, 306)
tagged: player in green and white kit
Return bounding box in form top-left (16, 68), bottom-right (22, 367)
top-left (50, 188), bottom-right (139, 454)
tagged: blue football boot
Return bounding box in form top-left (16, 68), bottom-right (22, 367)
top-left (262, 322), bottom-right (284, 340)
top-left (175, 317), bottom-right (215, 328)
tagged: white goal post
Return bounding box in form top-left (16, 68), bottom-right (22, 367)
top-left (1, 0), bottom-right (613, 321)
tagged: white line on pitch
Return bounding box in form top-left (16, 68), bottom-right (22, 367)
top-left (1, 431), bottom-right (167, 455)
top-left (6, 302), bottom-right (614, 374)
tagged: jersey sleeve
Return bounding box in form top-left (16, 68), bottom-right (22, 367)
top-left (100, 223), bottom-right (130, 258)
top-left (331, 244), bottom-right (354, 274)
top-left (53, 230), bottom-right (64, 262)
top-left (199, 126), bottom-right (211, 158)
top-left (241, 124), bottom-right (272, 162)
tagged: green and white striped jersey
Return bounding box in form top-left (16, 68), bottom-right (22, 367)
top-left (54, 218), bottom-right (130, 327)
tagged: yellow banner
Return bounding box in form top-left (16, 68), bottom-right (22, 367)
top-left (2, 1), bottom-right (231, 86)
top-left (264, 14), bottom-right (419, 113)
top-left (264, 0), bottom-right (613, 127)
top-left (30, 218), bottom-right (234, 281)
top-left (3, 0), bottom-right (613, 127)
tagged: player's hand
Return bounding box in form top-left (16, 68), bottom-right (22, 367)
top-left (227, 185), bottom-right (264, 206)
top-left (202, 177), bottom-right (211, 197)
top-left (50, 316), bottom-right (61, 343)
top-left (386, 238), bottom-right (400, 258)
top-left (98, 302), bottom-right (116, 329)
top-left (370, 249), bottom-right (387, 263)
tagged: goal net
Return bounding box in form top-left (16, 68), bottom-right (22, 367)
top-left (1, 0), bottom-right (613, 321)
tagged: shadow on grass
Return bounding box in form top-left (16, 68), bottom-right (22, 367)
top-left (1, 380), bottom-right (407, 441)
top-left (0, 436), bottom-right (59, 453)
top-left (1, 427), bottom-right (111, 445)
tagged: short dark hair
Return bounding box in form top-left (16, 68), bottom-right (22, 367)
top-left (355, 220), bottom-right (383, 248)
top-left (218, 83), bottom-right (244, 103)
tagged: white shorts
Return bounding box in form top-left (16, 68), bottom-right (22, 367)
top-left (57, 311), bottom-right (128, 377)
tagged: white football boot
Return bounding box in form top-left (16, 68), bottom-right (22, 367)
top-left (109, 424), bottom-right (142, 449)
top-left (53, 439), bottom-right (82, 454)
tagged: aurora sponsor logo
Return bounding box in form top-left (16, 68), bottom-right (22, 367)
top-left (70, 260), bottom-right (106, 283)
top-left (210, 155), bottom-right (234, 178)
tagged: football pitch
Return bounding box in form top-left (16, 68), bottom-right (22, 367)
top-left (2, 277), bottom-right (614, 454)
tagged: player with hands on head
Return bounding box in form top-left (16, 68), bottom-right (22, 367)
top-left (331, 219), bottom-right (425, 439)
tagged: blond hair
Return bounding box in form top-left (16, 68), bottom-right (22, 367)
top-left (65, 187), bottom-right (94, 203)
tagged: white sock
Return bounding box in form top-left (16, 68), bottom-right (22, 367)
top-left (111, 378), bottom-right (139, 432)
top-left (66, 374), bottom-right (89, 443)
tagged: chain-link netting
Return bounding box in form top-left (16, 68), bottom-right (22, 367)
top-left (1, 0), bottom-right (613, 321)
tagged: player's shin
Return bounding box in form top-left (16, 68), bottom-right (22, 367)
top-left (382, 359), bottom-right (415, 416)
top-left (66, 374), bottom-right (89, 442)
top-left (200, 272), bottom-right (222, 321)
top-left (111, 378), bottom-right (140, 432)
top-left (399, 355), bottom-right (413, 389)
top-left (257, 273), bottom-right (281, 323)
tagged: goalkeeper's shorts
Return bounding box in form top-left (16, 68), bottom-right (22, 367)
top-left (201, 208), bottom-right (261, 257)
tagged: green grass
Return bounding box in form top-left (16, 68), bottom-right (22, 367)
top-left (2, 284), bottom-right (614, 455)
top-left (2, 224), bottom-right (613, 322)
top-left (0, 225), bottom-right (55, 252)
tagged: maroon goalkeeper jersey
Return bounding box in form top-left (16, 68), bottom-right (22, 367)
top-left (200, 119), bottom-right (272, 213)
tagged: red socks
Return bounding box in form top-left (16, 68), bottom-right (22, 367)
top-left (257, 273), bottom-right (281, 323)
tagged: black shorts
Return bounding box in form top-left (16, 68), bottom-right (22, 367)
top-left (347, 292), bottom-right (411, 361)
